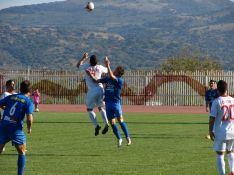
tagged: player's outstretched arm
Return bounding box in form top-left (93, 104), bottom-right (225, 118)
top-left (104, 57), bottom-right (116, 81)
top-left (27, 114), bottom-right (33, 134)
top-left (77, 53), bottom-right (89, 68)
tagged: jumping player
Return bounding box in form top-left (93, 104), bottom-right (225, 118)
top-left (209, 80), bottom-right (234, 175)
top-left (77, 53), bottom-right (109, 136)
top-left (0, 80), bottom-right (34, 175)
top-left (88, 57), bottom-right (131, 147)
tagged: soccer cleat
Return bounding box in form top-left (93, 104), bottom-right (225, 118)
top-left (205, 134), bottom-right (211, 139)
top-left (95, 125), bottom-right (101, 136)
top-left (102, 125), bottom-right (109, 134)
top-left (126, 137), bottom-right (131, 146)
top-left (2, 147), bottom-right (5, 152)
top-left (117, 139), bottom-right (123, 147)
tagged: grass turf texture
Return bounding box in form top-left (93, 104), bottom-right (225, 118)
top-left (0, 112), bottom-right (219, 175)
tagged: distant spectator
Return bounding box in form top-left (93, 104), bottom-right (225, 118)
top-left (32, 88), bottom-right (40, 112)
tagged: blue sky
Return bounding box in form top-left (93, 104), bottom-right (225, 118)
top-left (0, 0), bottom-right (233, 10)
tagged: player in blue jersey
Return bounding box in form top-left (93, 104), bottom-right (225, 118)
top-left (205, 79), bottom-right (219, 139)
top-left (87, 57), bottom-right (131, 147)
top-left (0, 80), bottom-right (34, 175)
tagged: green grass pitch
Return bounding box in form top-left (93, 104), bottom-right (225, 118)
top-left (0, 112), bottom-right (219, 175)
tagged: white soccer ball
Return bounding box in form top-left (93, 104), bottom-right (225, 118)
top-left (86, 2), bottom-right (95, 11)
top-left (35, 108), bottom-right (39, 112)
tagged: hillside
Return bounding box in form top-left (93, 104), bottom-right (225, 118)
top-left (0, 0), bottom-right (233, 70)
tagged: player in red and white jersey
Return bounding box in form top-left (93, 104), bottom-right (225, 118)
top-left (77, 53), bottom-right (109, 136)
top-left (209, 80), bottom-right (234, 175)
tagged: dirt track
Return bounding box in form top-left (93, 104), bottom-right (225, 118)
top-left (39, 104), bottom-right (207, 114)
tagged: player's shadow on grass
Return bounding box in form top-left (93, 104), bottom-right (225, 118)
top-left (129, 133), bottom-right (198, 139)
top-left (127, 121), bottom-right (207, 125)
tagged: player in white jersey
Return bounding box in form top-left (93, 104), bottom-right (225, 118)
top-left (0, 80), bottom-right (16, 152)
top-left (209, 80), bottom-right (234, 175)
top-left (77, 53), bottom-right (109, 136)
top-left (0, 80), bottom-right (16, 120)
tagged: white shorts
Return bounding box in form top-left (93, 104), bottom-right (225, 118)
top-left (85, 87), bottom-right (105, 109)
top-left (214, 139), bottom-right (234, 152)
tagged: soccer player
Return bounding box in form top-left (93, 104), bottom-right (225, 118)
top-left (88, 57), bottom-right (131, 147)
top-left (209, 80), bottom-right (234, 175)
top-left (0, 80), bottom-right (34, 175)
top-left (77, 53), bottom-right (109, 136)
top-left (205, 79), bottom-right (219, 139)
top-left (0, 80), bottom-right (17, 152)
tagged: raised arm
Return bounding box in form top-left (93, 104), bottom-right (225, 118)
top-left (104, 57), bottom-right (117, 81)
top-left (77, 53), bottom-right (89, 68)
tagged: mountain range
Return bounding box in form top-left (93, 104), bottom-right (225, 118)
top-left (0, 0), bottom-right (234, 70)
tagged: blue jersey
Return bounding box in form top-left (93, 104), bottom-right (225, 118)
top-left (100, 76), bottom-right (123, 103)
top-left (0, 93), bottom-right (34, 131)
top-left (205, 89), bottom-right (219, 110)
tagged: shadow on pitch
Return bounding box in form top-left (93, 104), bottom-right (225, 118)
top-left (127, 121), bottom-right (207, 125)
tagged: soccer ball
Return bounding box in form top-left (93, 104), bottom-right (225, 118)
top-left (35, 108), bottom-right (39, 112)
top-left (85, 2), bottom-right (95, 11)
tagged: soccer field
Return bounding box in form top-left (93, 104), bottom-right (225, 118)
top-left (0, 112), bottom-right (218, 175)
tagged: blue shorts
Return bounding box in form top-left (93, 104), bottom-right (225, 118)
top-left (0, 125), bottom-right (26, 145)
top-left (106, 102), bottom-right (122, 120)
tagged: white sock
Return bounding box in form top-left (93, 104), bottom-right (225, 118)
top-left (88, 111), bottom-right (98, 128)
top-left (100, 109), bottom-right (109, 125)
top-left (227, 153), bottom-right (234, 172)
top-left (217, 154), bottom-right (226, 175)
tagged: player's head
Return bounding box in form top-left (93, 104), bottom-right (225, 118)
top-left (6, 79), bottom-right (15, 92)
top-left (217, 80), bottom-right (227, 95)
top-left (209, 80), bottom-right (216, 88)
top-left (114, 66), bottom-right (124, 77)
top-left (20, 80), bottom-right (32, 94)
top-left (90, 55), bottom-right (97, 66)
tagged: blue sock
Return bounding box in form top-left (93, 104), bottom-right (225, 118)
top-left (18, 154), bottom-right (26, 175)
top-left (111, 123), bottom-right (121, 140)
top-left (120, 122), bottom-right (129, 138)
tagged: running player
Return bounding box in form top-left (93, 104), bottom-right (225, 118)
top-left (0, 80), bottom-right (34, 175)
top-left (209, 80), bottom-right (234, 175)
top-left (205, 79), bottom-right (219, 139)
top-left (77, 53), bottom-right (109, 136)
top-left (88, 57), bottom-right (131, 147)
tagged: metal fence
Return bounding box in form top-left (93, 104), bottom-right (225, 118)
top-left (1, 69), bottom-right (234, 106)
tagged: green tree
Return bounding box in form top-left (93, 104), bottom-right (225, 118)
top-left (160, 51), bottom-right (222, 72)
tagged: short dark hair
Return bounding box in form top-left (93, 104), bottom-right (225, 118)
top-left (90, 55), bottom-right (97, 66)
top-left (116, 66), bottom-right (124, 76)
top-left (217, 80), bottom-right (227, 94)
top-left (209, 80), bottom-right (216, 83)
top-left (6, 80), bottom-right (14, 86)
top-left (20, 80), bottom-right (32, 94)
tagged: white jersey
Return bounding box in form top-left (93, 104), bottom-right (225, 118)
top-left (79, 63), bottom-right (108, 90)
top-left (210, 96), bottom-right (234, 140)
top-left (0, 92), bottom-right (16, 100)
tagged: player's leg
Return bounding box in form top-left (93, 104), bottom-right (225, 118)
top-left (96, 88), bottom-right (109, 133)
top-left (214, 139), bottom-right (226, 175)
top-left (115, 104), bottom-right (131, 145)
top-left (226, 140), bottom-right (234, 174)
top-left (15, 144), bottom-right (27, 175)
top-left (86, 91), bottom-right (100, 135)
top-left (117, 116), bottom-right (131, 146)
top-left (0, 144), bottom-right (6, 153)
top-left (13, 130), bottom-right (27, 175)
top-left (98, 107), bottom-right (109, 134)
